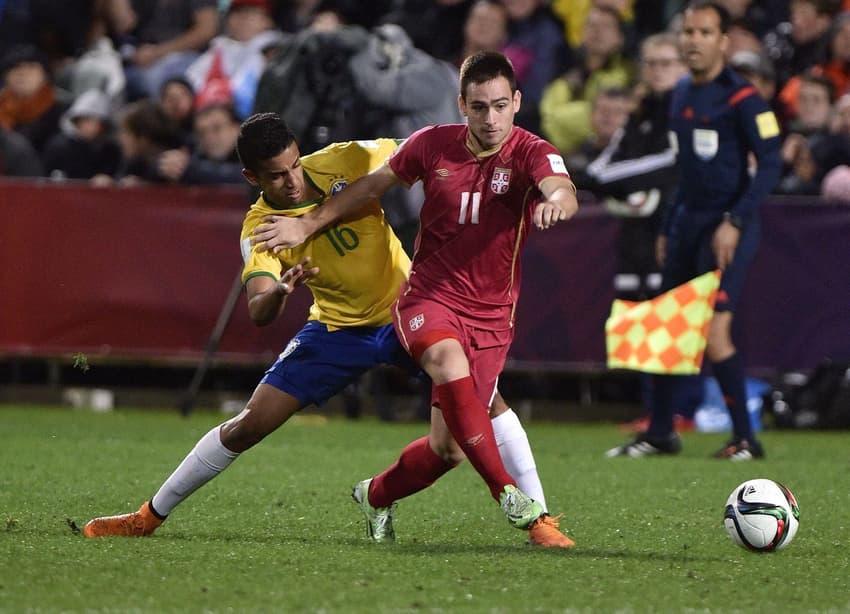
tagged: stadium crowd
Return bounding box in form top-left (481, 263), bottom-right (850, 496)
top-left (2, 0), bottom-right (850, 201)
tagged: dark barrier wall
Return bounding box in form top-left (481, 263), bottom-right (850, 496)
top-left (1, 181), bottom-right (848, 373)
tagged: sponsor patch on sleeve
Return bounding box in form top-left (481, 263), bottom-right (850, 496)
top-left (755, 111), bottom-right (780, 139)
top-left (240, 237), bottom-right (252, 262)
top-left (547, 153), bottom-right (568, 174)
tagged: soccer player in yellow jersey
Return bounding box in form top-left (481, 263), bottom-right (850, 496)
top-left (83, 112), bottom-right (571, 547)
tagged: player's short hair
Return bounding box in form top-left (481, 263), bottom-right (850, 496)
top-left (686, 1), bottom-right (732, 33)
top-left (459, 51), bottom-right (517, 100)
top-left (237, 112), bottom-right (296, 172)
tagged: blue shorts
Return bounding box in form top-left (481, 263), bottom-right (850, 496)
top-left (261, 320), bottom-right (423, 407)
top-left (663, 208), bottom-right (760, 312)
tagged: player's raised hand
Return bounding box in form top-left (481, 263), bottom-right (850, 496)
top-left (278, 257), bottom-right (319, 295)
top-left (252, 216), bottom-right (310, 253)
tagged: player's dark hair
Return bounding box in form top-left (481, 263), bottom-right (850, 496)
top-left (237, 112), bottom-right (297, 172)
top-left (686, 1), bottom-right (732, 33)
top-left (459, 51), bottom-right (517, 100)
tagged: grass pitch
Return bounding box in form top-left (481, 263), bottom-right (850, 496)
top-left (2, 404), bottom-right (849, 613)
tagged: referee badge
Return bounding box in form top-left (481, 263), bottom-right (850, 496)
top-left (693, 129), bottom-right (718, 160)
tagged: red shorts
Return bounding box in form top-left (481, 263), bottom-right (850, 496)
top-left (392, 293), bottom-right (513, 407)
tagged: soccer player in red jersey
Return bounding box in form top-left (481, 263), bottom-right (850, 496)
top-left (253, 51), bottom-right (578, 542)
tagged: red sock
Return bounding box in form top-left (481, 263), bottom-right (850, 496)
top-left (436, 376), bottom-right (515, 501)
top-left (369, 436), bottom-right (455, 508)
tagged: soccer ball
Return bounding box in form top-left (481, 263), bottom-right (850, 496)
top-left (723, 478), bottom-right (800, 552)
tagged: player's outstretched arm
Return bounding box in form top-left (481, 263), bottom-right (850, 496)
top-left (533, 176), bottom-right (578, 230)
top-left (245, 257), bottom-right (319, 326)
top-left (252, 163), bottom-right (401, 253)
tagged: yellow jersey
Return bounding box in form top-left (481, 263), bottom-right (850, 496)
top-left (240, 139), bottom-right (410, 329)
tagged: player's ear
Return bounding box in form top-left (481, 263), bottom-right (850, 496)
top-left (458, 94), bottom-right (467, 118)
top-left (242, 168), bottom-right (258, 186)
top-left (513, 89), bottom-right (522, 113)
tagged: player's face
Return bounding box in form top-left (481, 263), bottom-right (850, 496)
top-left (460, 76), bottom-right (520, 152)
top-left (680, 7), bottom-right (728, 82)
top-left (243, 141), bottom-right (308, 206)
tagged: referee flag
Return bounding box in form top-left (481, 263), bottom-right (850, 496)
top-left (605, 270), bottom-right (721, 374)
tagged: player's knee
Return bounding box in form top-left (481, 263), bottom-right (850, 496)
top-left (429, 437), bottom-right (465, 466)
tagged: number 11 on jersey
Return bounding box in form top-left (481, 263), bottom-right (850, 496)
top-left (458, 192), bottom-right (481, 224)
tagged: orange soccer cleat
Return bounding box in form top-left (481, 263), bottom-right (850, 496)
top-left (527, 514), bottom-right (576, 548)
top-left (83, 501), bottom-right (164, 538)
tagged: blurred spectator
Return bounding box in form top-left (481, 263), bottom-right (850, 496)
top-left (778, 11), bottom-right (850, 121)
top-left (539, 5), bottom-right (635, 154)
top-left (348, 22), bottom-right (464, 254)
top-left (585, 32), bottom-right (691, 425)
top-left (253, 24), bottom-right (379, 154)
top-left (585, 33), bottom-right (686, 301)
top-left (762, 0), bottom-right (839, 90)
top-left (103, 99), bottom-right (183, 185)
top-left (730, 49), bottom-right (777, 103)
top-left (788, 71), bottom-right (834, 136)
top-left (0, 44), bottom-right (69, 153)
top-left (715, 0), bottom-right (785, 38)
top-left (158, 102), bottom-right (243, 184)
top-left (459, 0), bottom-right (509, 62)
top-left (725, 20), bottom-right (765, 60)
top-left (0, 1), bottom-right (125, 111)
top-left (379, 0), bottom-right (473, 63)
top-left (0, 126), bottom-right (44, 177)
top-left (159, 77), bottom-right (196, 146)
top-left (777, 71), bottom-right (849, 194)
top-left (552, 0), bottom-right (635, 49)
top-left (42, 88), bottom-right (122, 181)
top-left (565, 86), bottom-right (632, 189)
top-left (117, 0), bottom-right (219, 100)
top-left (2, 0), bottom-right (96, 74)
top-left (501, 0), bottom-right (571, 134)
top-left (185, 0), bottom-right (286, 119)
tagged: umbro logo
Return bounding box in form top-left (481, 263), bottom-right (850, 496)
top-left (464, 434), bottom-right (484, 447)
top-left (436, 168), bottom-right (450, 177)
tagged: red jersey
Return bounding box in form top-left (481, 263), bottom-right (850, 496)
top-left (389, 124), bottom-right (570, 330)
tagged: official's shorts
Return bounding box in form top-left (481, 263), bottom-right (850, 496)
top-left (392, 293), bottom-right (513, 407)
top-left (664, 208), bottom-right (760, 312)
top-left (261, 320), bottom-right (421, 407)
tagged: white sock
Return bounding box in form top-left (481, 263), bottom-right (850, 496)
top-left (491, 408), bottom-right (547, 513)
top-left (151, 426), bottom-right (239, 517)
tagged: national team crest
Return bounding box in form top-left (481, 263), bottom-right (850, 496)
top-left (491, 168), bottom-right (511, 194)
top-left (330, 179), bottom-right (347, 194)
top-left (409, 313), bottom-right (425, 331)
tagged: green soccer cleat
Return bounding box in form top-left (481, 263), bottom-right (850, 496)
top-left (351, 478), bottom-right (396, 543)
top-left (500, 484), bottom-right (544, 530)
